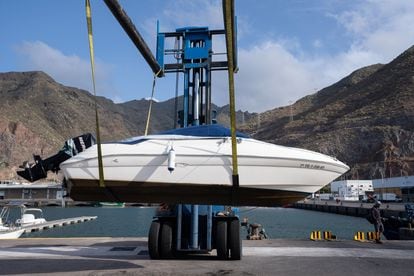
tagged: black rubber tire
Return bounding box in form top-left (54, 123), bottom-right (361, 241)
top-left (160, 220), bottom-right (174, 259)
top-left (148, 220), bottom-right (160, 259)
top-left (229, 219), bottom-right (242, 260)
top-left (216, 220), bottom-right (228, 260)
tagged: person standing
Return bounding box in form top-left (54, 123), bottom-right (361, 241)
top-left (371, 201), bottom-right (384, 244)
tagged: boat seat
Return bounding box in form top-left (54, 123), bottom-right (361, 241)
top-left (21, 214), bottom-right (35, 223)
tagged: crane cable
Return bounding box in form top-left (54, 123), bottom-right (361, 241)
top-left (223, 0), bottom-right (239, 187)
top-left (144, 69), bottom-right (162, 136)
top-left (85, 0), bottom-right (105, 188)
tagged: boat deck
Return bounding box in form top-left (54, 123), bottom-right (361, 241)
top-left (1, 238), bottom-right (413, 275)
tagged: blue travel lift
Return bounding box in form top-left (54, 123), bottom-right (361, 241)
top-left (102, 0), bottom-right (241, 260)
top-left (148, 25), bottom-right (241, 260)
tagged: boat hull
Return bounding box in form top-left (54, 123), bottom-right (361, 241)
top-left (62, 136), bottom-right (349, 206)
top-left (67, 179), bottom-right (309, 207)
top-left (0, 229), bottom-right (24, 239)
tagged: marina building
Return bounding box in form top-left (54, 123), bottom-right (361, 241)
top-left (372, 176), bottom-right (414, 202)
top-left (330, 180), bottom-right (374, 201)
top-left (329, 176), bottom-right (414, 202)
top-left (0, 180), bottom-right (64, 206)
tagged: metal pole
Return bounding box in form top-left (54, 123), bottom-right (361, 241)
top-left (193, 71), bottom-right (200, 126)
top-left (177, 204), bottom-right (182, 250)
top-left (103, 0), bottom-right (162, 76)
top-left (190, 205), bottom-right (199, 249)
top-left (173, 38), bottom-right (180, 129)
top-left (183, 71), bottom-right (189, 127)
top-left (206, 60), bottom-right (212, 124)
top-left (207, 205), bottom-right (212, 250)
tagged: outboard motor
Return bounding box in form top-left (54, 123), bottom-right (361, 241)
top-left (17, 133), bottom-right (96, 182)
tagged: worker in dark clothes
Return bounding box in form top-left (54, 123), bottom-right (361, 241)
top-left (371, 201), bottom-right (384, 244)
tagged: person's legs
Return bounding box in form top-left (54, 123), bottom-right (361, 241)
top-left (375, 223), bottom-right (383, 243)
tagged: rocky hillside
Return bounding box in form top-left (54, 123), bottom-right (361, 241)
top-left (242, 46), bottom-right (414, 179)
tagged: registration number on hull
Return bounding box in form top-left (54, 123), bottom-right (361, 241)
top-left (300, 163), bottom-right (325, 170)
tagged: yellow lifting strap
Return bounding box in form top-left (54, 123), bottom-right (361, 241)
top-left (144, 69), bottom-right (163, 136)
top-left (223, 0), bottom-right (239, 185)
top-left (86, 0), bottom-right (105, 187)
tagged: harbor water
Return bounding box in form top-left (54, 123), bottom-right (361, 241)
top-left (22, 206), bottom-right (373, 240)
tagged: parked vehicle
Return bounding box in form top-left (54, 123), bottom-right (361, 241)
top-left (378, 193), bottom-right (402, 203)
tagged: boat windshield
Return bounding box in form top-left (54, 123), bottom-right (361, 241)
top-left (118, 125), bottom-right (249, 145)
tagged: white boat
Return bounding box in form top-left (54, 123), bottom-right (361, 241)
top-left (61, 125), bottom-right (349, 206)
top-left (0, 229), bottom-right (25, 239)
top-left (15, 208), bottom-right (46, 226)
top-left (0, 218), bottom-right (11, 232)
top-left (0, 204), bottom-right (26, 239)
top-left (96, 202), bottom-right (125, 208)
top-left (1, 204), bottom-right (46, 230)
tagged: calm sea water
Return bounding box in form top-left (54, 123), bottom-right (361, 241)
top-left (23, 206), bottom-right (373, 240)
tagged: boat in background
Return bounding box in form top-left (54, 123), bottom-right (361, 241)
top-left (0, 228), bottom-right (25, 239)
top-left (0, 203), bottom-right (27, 239)
top-left (15, 208), bottom-right (46, 226)
top-left (61, 125), bottom-right (349, 206)
top-left (95, 202), bottom-right (125, 208)
top-left (1, 203), bottom-right (46, 233)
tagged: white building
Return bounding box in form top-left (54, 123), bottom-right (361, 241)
top-left (372, 176), bottom-right (414, 202)
top-left (330, 180), bottom-right (374, 201)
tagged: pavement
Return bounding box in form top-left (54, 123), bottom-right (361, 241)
top-left (0, 238), bottom-right (414, 275)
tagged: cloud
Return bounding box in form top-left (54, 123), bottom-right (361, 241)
top-left (15, 41), bottom-right (118, 100)
top-left (141, 0), bottom-right (248, 54)
top-left (141, 0), bottom-right (223, 43)
top-left (162, 0), bottom-right (224, 30)
top-left (332, 0), bottom-right (414, 61)
top-left (144, 97), bottom-right (159, 102)
top-left (312, 40), bottom-right (323, 49)
top-left (212, 41), bottom-right (319, 113)
top-left (214, 1), bottom-right (414, 112)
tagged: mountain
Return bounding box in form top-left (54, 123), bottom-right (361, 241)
top-left (242, 46), bottom-right (414, 179)
top-left (0, 71), bottom-right (251, 178)
top-left (0, 71), bottom-right (132, 176)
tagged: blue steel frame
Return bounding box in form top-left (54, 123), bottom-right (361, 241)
top-left (156, 25), bottom-right (232, 252)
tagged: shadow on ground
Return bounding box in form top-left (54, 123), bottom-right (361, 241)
top-left (0, 259), bottom-right (143, 275)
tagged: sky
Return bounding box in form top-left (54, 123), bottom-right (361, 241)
top-left (1, 0), bottom-right (414, 112)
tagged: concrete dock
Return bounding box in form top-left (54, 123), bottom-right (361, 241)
top-left (1, 238), bottom-right (414, 275)
top-left (20, 216), bottom-right (98, 234)
top-left (294, 199), bottom-right (407, 217)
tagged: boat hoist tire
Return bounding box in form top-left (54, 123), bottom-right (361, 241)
top-left (148, 220), bottom-right (161, 259)
top-left (216, 220), bottom-right (228, 260)
top-left (229, 219), bottom-right (242, 260)
top-left (160, 220), bottom-right (175, 259)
